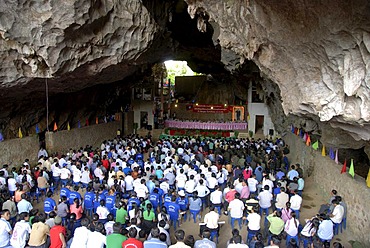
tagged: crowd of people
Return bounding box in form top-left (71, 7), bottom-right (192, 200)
top-left (0, 133), bottom-right (347, 248)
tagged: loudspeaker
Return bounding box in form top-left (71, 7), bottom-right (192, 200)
top-left (269, 129), bottom-right (274, 136)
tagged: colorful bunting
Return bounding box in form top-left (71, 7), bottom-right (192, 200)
top-left (0, 132), bottom-right (3, 142)
top-left (96, 117), bottom-right (98, 125)
top-left (78, 120), bottom-right (81, 128)
top-left (329, 148), bottom-right (335, 160)
top-left (321, 145), bottom-right (326, 156)
top-left (18, 128), bottom-right (23, 138)
top-left (341, 159), bottom-right (347, 174)
top-left (305, 135), bottom-right (311, 146)
top-left (67, 122), bottom-right (70, 131)
top-left (366, 168), bottom-right (370, 188)
top-left (291, 125), bottom-right (295, 133)
top-left (312, 140), bottom-right (319, 150)
top-left (299, 129), bottom-right (304, 138)
top-left (349, 159), bottom-right (355, 178)
top-left (36, 124), bottom-right (40, 134)
top-left (303, 132), bottom-right (307, 141)
top-left (335, 149), bottom-right (339, 164)
top-left (53, 122), bottom-right (58, 131)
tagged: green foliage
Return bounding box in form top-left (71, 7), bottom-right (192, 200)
top-left (248, 130), bottom-right (254, 138)
top-left (164, 60), bottom-right (198, 84)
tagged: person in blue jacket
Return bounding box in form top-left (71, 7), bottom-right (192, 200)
top-left (84, 186), bottom-right (95, 217)
top-left (166, 195), bottom-right (180, 230)
top-left (68, 185), bottom-right (81, 205)
top-left (44, 191), bottom-right (57, 215)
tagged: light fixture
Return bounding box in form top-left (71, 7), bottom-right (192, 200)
top-left (211, 106), bottom-right (214, 109)
top-left (196, 103), bottom-right (199, 106)
top-left (224, 103), bottom-right (227, 107)
top-left (175, 104), bottom-right (178, 107)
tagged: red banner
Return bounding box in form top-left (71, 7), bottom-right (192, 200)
top-left (186, 104), bottom-right (232, 113)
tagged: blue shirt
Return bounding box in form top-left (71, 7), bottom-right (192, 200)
top-left (166, 202), bottom-right (180, 219)
top-left (106, 195), bottom-right (116, 212)
top-left (84, 192), bottom-right (94, 209)
top-left (189, 197), bottom-right (202, 211)
top-left (143, 238), bottom-right (167, 248)
top-left (318, 220), bottom-right (334, 240)
top-left (17, 199), bottom-right (33, 214)
top-left (44, 198), bottom-right (56, 213)
top-left (60, 187), bottom-right (70, 199)
top-left (176, 197), bottom-right (189, 211)
top-left (127, 198), bottom-right (140, 211)
top-left (69, 191), bottom-right (81, 205)
top-left (155, 170), bottom-right (163, 179)
top-left (287, 170), bottom-right (299, 180)
top-left (149, 193), bottom-right (160, 208)
top-left (93, 193), bottom-right (106, 209)
top-left (194, 238), bottom-right (216, 248)
top-left (146, 181), bottom-right (155, 194)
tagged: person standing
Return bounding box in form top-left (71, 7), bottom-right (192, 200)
top-left (0, 209), bottom-right (12, 248)
top-left (28, 213), bottom-right (50, 248)
top-left (49, 216), bottom-right (67, 248)
top-left (228, 193), bottom-right (245, 230)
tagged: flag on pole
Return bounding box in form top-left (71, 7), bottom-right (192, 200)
top-left (341, 159), bottom-right (347, 174)
top-left (0, 132), bottom-right (3, 142)
top-left (312, 140), bottom-right (319, 150)
top-left (36, 124), bottom-right (40, 134)
top-left (67, 122), bottom-right (70, 131)
top-left (303, 132), bottom-right (307, 141)
top-left (349, 159), bottom-right (355, 178)
top-left (329, 148), bottom-right (335, 160)
top-left (299, 129), bottom-right (304, 138)
top-left (85, 118), bottom-right (89, 126)
top-left (53, 122), bottom-right (58, 131)
top-left (322, 145), bottom-right (326, 156)
top-left (18, 128), bottom-right (23, 138)
top-left (296, 128), bottom-right (300, 136)
top-left (366, 168), bottom-right (370, 188)
top-left (96, 117), bottom-right (98, 125)
top-left (78, 120), bottom-right (81, 128)
top-left (291, 125), bottom-right (295, 133)
top-left (335, 149), bottom-right (339, 164)
top-left (305, 135), bottom-right (311, 146)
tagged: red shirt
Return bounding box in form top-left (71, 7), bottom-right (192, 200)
top-left (122, 238), bottom-right (143, 248)
top-left (225, 189), bottom-right (237, 203)
top-left (50, 225), bottom-right (66, 248)
top-left (102, 159), bottom-right (110, 170)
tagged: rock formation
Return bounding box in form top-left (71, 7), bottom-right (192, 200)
top-left (0, 0), bottom-right (370, 157)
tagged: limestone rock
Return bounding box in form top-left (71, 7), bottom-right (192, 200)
top-left (185, 0), bottom-right (370, 143)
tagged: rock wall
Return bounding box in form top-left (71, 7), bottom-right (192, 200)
top-left (45, 121), bottom-right (121, 153)
top-left (0, 136), bottom-right (39, 167)
top-left (185, 0), bottom-right (370, 144)
top-left (285, 132), bottom-right (370, 246)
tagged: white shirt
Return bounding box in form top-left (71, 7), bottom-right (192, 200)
top-left (104, 221), bottom-right (115, 235)
top-left (94, 168), bottom-right (104, 180)
top-left (10, 220), bottom-right (31, 248)
top-left (210, 190), bottom-right (223, 205)
top-left (125, 176), bottom-right (134, 191)
top-left (207, 177), bottom-right (218, 189)
top-left (70, 226), bottom-right (90, 248)
top-left (258, 190), bottom-right (273, 208)
top-left (86, 231), bottom-right (106, 248)
top-left (176, 174), bottom-right (187, 188)
top-left (134, 184), bottom-right (149, 199)
top-left (7, 178), bottom-right (17, 192)
top-left (96, 206), bottom-right (110, 220)
top-left (0, 218), bottom-right (11, 247)
top-left (72, 169), bottom-right (82, 183)
top-left (285, 218), bottom-right (299, 236)
top-left (247, 213), bottom-right (261, 231)
top-left (228, 199), bottom-right (245, 218)
top-left (204, 211), bottom-right (219, 229)
top-left (330, 205), bottom-right (344, 224)
top-left (60, 168), bottom-right (71, 179)
top-left (247, 178), bottom-right (258, 192)
top-left (184, 180), bottom-right (196, 193)
top-left (290, 195), bottom-right (302, 211)
top-left (160, 181), bottom-right (169, 194)
top-left (81, 171), bottom-right (91, 184)
top-left (194, 184), bottom-right (210, 197)
top-left (275, 192), bottom-right (289, 209)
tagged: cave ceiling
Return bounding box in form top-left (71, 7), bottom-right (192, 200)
top-left (0, 0), bottom-right (370, 153)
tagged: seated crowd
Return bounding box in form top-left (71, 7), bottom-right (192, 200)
top-left (0, 134), bottom-right (347, 248)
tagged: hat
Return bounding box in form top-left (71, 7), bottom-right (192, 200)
top-left (54, 216), bottom-right (62, 225)
top-left (178, 190), bottom-right (185, 197)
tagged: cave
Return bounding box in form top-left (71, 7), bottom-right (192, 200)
top-left (0, 0), bottom-right (370, 175)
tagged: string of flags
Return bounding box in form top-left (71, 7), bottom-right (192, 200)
top-left (291, 124), bottom-right (370, 187)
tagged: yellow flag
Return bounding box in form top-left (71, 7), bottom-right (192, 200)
top-left (18, 128), bottom-right (23, 138)
top-left (322, 145), bottom-right (326, 156)
top-left (366, 168), bottom-right (370, 188)
top-left (67, 122), bottom-right (70, 131)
